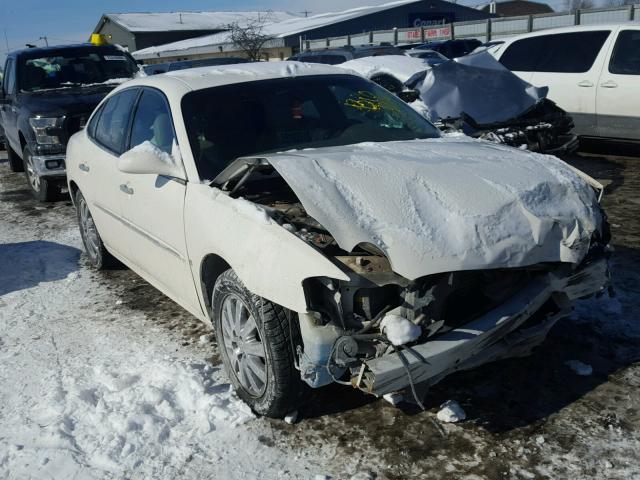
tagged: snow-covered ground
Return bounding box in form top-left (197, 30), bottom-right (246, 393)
top-left (1, 149), bottom-right (639, 479)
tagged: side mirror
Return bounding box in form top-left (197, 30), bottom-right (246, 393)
top-left (118, 141), bottom-right (185, 179)
top-left (398, 89), bottom-right (420, 103)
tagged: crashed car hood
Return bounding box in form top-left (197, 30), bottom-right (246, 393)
top-left (261, 137), bottom-right (602, 280)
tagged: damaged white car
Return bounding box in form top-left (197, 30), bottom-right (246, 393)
top-left (66, 62), bottom-right (611, 418)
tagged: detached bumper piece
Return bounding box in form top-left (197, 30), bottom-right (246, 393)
top-left (355, 257), bottom-right (609, 397)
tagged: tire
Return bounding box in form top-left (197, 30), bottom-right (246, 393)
top-left (23, 147), bottom-right (61, 201)
top-left (75, 189), bottom-right (117, 269)
top-left (6, 144), bottom-right (24, 172)
top-left (212, 269), bottom-right (305, 418)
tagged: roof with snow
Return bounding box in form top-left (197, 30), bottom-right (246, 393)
top-left (476, 0), bottom-right (553, 16)
top-left (96, 11), bottom-right (299, 33)
top-left (134, 0), bottom-right (487, 59)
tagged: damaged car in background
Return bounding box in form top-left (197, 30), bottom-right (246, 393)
top-left (66, 62), bottom-right (610, 418)
top-left (337, 52), bottom-right (578, 154)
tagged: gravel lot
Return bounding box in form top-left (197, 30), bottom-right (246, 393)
top-left (1, 145), bottom-right (638, 480)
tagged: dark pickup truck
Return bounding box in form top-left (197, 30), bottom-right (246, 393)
top-left (0, 44), bottom-right (139, 200)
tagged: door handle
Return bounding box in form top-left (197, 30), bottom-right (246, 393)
top-left (78, 163), bottom-right (90, 172)
top-left (600, 80), bottom-right (618, 88)
top-left (119, 184), bottom-right (134, 195)
top-left (577, 80), bottom-right (594, 87)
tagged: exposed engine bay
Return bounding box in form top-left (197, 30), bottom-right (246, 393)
top-left (218, 160), bottom-right (611, 400)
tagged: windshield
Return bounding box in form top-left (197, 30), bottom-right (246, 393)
top-left (182, 74), bottom-right (440, 180)
top-left (19, 48), bottom-right (137, 92)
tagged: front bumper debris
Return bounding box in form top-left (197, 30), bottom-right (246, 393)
top-left (355, 257), bottom-right (609, 396)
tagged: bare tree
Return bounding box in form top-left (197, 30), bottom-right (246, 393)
top-left (562, 0), bottom-right (594, 10)
top-left (226, 12), bottom-right (274, 62)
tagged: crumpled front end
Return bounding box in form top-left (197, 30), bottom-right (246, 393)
top-left (210, 139), bottom-right (610, 396)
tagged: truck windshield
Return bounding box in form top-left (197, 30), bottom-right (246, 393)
top-left (19, 48), bottom-right (138, 92)
top-left (182, 74), bottom-right (440, 180)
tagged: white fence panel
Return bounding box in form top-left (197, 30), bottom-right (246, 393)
top-left (532, 14), bottom-right (575, 30)
top-left (308, 39), bottom-right (327, 50)
top-left (455, 22), bottom-right (487, 38)
top-left (350, 34), bottom-right (371, 46)
top-left (491, 18), bottom-right (529, 35)
top-left (372, 30), bottom-right (395, 43)
top-left (581, 8), bottom-right (631, 25)
top-left (328, 36), bottom-right (348, 47)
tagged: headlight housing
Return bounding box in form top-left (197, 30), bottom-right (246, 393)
top-left (29, 116), bottom-right (65, 145)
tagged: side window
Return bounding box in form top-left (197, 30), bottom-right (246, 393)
top-left (94, 89), bottom-right (138, 154)
top-left (3, 58), bottom-right (16, 94)
top-left (609, 30), bottom-right (640, 75)
top-left (129, 89), bottom-right (175, 154)
top-left (87, 103), bottom-right (105, 138)
top-left (501, 31), bottom-right (610, 73)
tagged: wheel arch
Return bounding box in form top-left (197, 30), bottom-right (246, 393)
top-left (68, 180), bottom-right (80, 206)
top-left (200, 253), bottom-right (232, 318)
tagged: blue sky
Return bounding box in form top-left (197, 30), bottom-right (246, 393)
top-left (0, 0), bottom-right (562, 66)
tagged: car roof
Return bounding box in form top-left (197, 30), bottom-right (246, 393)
top-left (500, 23), bottom-right (633, 43)
top-left (11, 43), bottom-right (120, 57)
top-left (117, 61), bottom-right (352, 93)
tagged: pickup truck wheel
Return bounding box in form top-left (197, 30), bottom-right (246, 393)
top-left (6, 144), bottom-right (24, 173)
top-left (23, 147), bottom-right (60, 201)
top-left (212, 269), bottom-right (304, 418)
top-left (75, 190), bottom-right (117, 269)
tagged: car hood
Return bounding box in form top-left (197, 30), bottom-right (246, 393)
top-left (259, 137), bottom-right (602, 280)
top-left (18, 85), bottom-right (116, 116)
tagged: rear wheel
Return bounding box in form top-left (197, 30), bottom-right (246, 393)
top-left (75, 190), bottom-right (117, 269)
top-left (6, 144), bottom-right (24, 172)
top-left (212, 269), bottom-right (304, 418)
top-left (23, 147), bottom-right (61, 201)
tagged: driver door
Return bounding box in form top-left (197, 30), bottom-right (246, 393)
top-left (118, 87), bottom-right (201, 314)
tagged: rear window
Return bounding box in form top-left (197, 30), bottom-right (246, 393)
top-left (500, 31), bottom-right (610, 73)
top-left (609, 30), bottom-right (640, 75)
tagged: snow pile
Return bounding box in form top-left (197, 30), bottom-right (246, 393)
top-left (565, 360), bottom-right (593, 376)
top-left (380, 314), bottom-right (421, 346)
top-left (267, 138), bottom-right (601, 280)
top-left (339, 56), bottom-right (430, 84)
top-left (126, 140), bottom-right (176, 166)
top-left (437, 400), bottom-right (466, 423)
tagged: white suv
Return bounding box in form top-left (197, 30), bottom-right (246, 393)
top-left (66, 62), bottom-right (610, 418)
top-left (491, 24), bottom-right (640, 141)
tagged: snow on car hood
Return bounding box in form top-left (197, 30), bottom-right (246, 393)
top-left (265, 137), bottom-right (601, 280)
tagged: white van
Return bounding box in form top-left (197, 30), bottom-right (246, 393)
top-left (490, 24), bottom-right (640, 141)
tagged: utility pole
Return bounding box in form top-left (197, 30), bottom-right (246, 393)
top-left (39, 36), bottom-right (49, 46)
top-left (301, 10), bottom-right (312, 17)
top-left (4, 29), bottom-right (9, 52)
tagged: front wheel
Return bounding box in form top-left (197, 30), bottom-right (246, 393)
top-left (212, 269), bottom-right (305, 418)
top-left (23, 147), bottom-right (60, 201)
top-left (6, 144), bottom-right (24, 172)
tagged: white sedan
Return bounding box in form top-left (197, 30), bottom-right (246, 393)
top-left (67, 62), bottom-right (610, 418)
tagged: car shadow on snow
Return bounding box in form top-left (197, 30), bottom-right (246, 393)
top-left (0, 241), bottom-right (80, 296)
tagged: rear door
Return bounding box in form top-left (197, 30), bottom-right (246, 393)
top-left (499, 30), bottom-right (613, 135)
top-left (81, 88), bottom-right (139, 258)
top-left (117, 87), bottom-right (200, 313)
top-left (595, 27), bottom-right (640, 140)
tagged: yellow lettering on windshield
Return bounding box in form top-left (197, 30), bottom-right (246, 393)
top-left (344, 91), bottom-right (382, 113)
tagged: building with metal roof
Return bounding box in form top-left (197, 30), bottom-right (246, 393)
top-left (131, 0), bottom-right (492, 63)
top-left (91, 11), bottom-right (300, 52)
